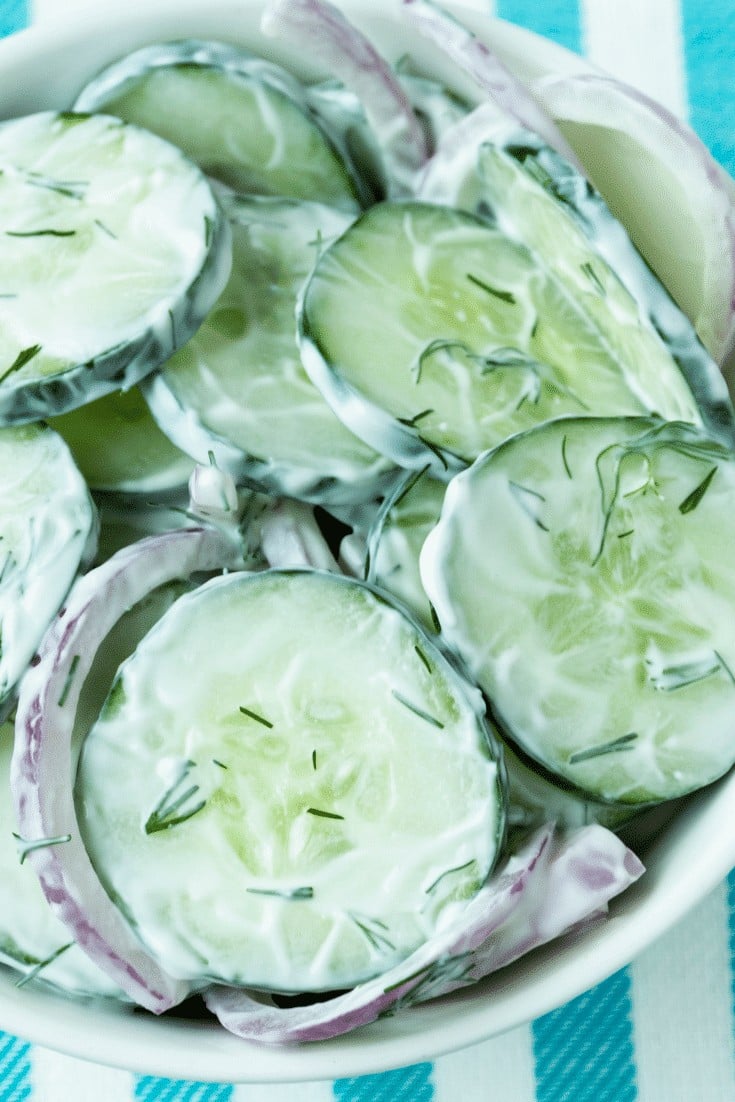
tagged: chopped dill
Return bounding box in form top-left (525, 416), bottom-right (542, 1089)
top-left (239, 705), bottom-right (273, 728)
top-left (391, 689), bottom-right (444, 729)
top-left (312, 749), bottom-right (318, 770)
top-left (16, 942), bottom-right (74, 989)
top-left (13, 832), bottom-right (72, 866)
top-left (6, 228), bottom-right (76, 237)
top-left (144, 760), bottom-right (206, 835)
top-left (306, 807), bottom-right (344, 821)
top-left (581, 261), bottom-right (606, 296)
top-left (678, 465), bottom-right (717, 514)
top-left (561, 434), bottom-right (572, 478)
top-left (466, 273), bottom-right (516, 304)
top-left (424, 859), bottom-right (475, 894)
top-left (569, 733), bottom-right (638, 764)
top-left (414, 644), bottom-right (432, 673)
top-left (246, 885), bottom-right (314, 900)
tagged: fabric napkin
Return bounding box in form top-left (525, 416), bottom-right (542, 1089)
top-left (1, 0), bottom-right (735, 1099)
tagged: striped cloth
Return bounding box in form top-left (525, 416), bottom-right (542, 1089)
top-left (2, 0), bottom-right (735, 1098)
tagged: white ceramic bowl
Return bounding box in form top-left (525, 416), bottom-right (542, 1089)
top-left (2, 0), bottom-right (735, 1083)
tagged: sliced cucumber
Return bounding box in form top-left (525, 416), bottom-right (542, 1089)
top-left (144, 194), bottom-right (393, 504)
top-left (300, 202), bottom-right (703, 476)
top-left (74, 41), bottom-right (363, 209)
top-left (421, 416), bottom-right (735, 805)
top-left (0, 110), bottom-right (230, 423)
top-left (0, 423), bottom-right (95, 709)
top-left (49, 386), bottom-right (194, 495)
top-left (75, 569), bottom-right (504, 993)
top-left (418, 114), bottom-right (735, 444)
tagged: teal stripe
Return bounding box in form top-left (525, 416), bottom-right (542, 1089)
top-left (681, 0), bottom-right (735, 175)
top-left (333, 1062), bottom-right (434, 1102)
top-left (727, 866), bottom-right (735, 1063)
top-left (495, 0), bottom-right (581, 54)
top-left (134, 1079), bottom-right (233, 1102)
top-left (0, 1032), bottom-right (31, 1102)
top-left (0, 0), bottom-right (28, 37)
top-left (532, 968), bottom-right (638, 1102)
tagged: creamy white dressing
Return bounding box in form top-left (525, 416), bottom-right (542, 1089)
top-left (421, 417), bottom-right (735, 804)
top-left (76, 570), bottom-right (501, 993)
top-left (144, 195), bottom-right (392, 503)
top-left (0, 424), bottom-right (95, 705)
top-left (0, 112), bottom-right (220, 379)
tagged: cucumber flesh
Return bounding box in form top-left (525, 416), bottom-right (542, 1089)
top-left (49, 387), bottom-right (194, 495)
top-left (144, 194), bottom-right (393, 504)
top-left (75, 570), bottom-right (503, 993)
top-left (74, 41), bottom-right (362, 209)
top-left (0, 110), bottom-right (229, 422)
top-left (419, 120), bottom-right (734, 444)
top-left (421, 416), bottom-right (735, 805)
top-left (300, 201), bottom-right (702, 475)
top-left (0, 422), bottom-right (95, 709)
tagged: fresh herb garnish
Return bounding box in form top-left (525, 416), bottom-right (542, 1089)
top-left (94, 218), bottom-right (117, 239)
top-left (13, 832), bottom-right (72, 865)
top-left (144, 760), bottom-right (206, 835)
top-left (2, 344), bottom-right (42, 381)
top-left (414, 644), bottom-right (432, 673)
top-left (15, 942), bottom-right (74, 989)
top-left (508, 480), bottom-right (549, 532)
top-left (678, 465), bottom-right (717, 514)
top-left (569, 733), bottom-right (638, 764)
top-left (581, 261), bottom-right (606, 295)
top-left (306, 807), bottom-right (344, 820)
top-left (424, 859), bottom-right (476, 894)
top-left (246, 885), bottom-right (314, 900)
top-left (466, 273), bottom-right (516, 304)
top-left (391, 689), bottom-right (444, 729)
top-left (349, 912), bottom-right (396, 951)
top-left (311, 749), bottom-right (318, 770)
top-left (238, 705), bottom-right (274, 728)
top-left (397, 408), bottom-right (434, 428)
top-left (561, 434), bottom-right (572, 478)
top-left (6, 229), bottom-right (77, 237)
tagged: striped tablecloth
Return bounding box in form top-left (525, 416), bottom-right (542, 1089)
top-left (1, 0), bottom-right (735, 1098)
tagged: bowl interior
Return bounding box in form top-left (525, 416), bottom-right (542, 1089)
top-left (1, 0), bottom-right (734, 1083)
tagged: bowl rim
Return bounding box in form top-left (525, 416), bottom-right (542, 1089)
top-left (1, 0), bottom-right (734, 1083)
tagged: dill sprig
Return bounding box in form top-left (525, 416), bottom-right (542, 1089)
top-left (466, 273), bottom-right (516, 304)
top-left (16, 942), bottom-right (74, 989)
top-left (306, 807), bottom-right (344, 821)
top-left (239, 705), bottom-right (273, 728)
top-left (13, 832), bottom-right (72, 865)
top-left (678, 465), bottom-right (717, 514)
top-left (144, 760), bottom-right (206, 835)
top-left (391, 689), bottom-right (444, 729)
top-left (569, 733), bottom-right (638, 764)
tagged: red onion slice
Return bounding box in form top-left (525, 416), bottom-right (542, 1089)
top-left (11, 524), bottom-right (243, 1013)
top-left (401, 0), bottom-right (582, 170)
top-left (204, 823), bottom-right (643, 1043)
top-left (261, 0), bottom-right (429, 194)
top-left (532, 71), bottom-right (735, 371)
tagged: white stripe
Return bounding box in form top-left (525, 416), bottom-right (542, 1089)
top-left (580, 0), bottom-right (687, 118)
top-left (232, 1080), bottom-right (334, 1102)
top-left (631, 880), bottom-right (735, 1102)
top-left (31, 1044), bottom-right (134, 1102)
top-left (431, 1023), bottom-right (536, 1102)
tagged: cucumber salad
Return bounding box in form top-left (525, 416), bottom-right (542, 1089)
top-left (4, 0), bottom-right (735, 1045)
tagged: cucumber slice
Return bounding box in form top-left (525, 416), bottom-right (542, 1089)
top-left (74, 41), bottom-right (363, 209)
top-left (75, 569), bottom-right (504, 993)
top-left (418, 113), bottom-right (735, 444)
top-left (144, 194), bottom-right (394, 504)
top-left (299, 201), bottom-right (704, 476)
top-left (0, 110), bottom-right (230, 423)
top-left (0, 422), bottom-right (95, 709)
top-left (421, 415), bottom-right (735, 805)
top-left (49, 387), bottom-right (194, 495)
